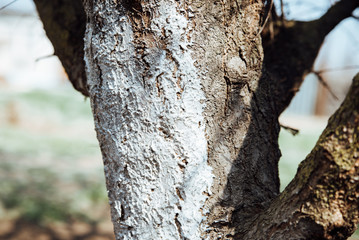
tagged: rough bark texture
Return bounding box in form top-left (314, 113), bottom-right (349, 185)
top-left (83, 1), bottom-right (213, 239)
top-left (33, 0), bottom-right (359, 239)
top-left (188, 1), bottom-right (281, 238)
top-left (80, 0), bottom-right (283, 239)
top-left (81, 0), bottom-right (285, 238)
top-left (244, 73), bottom-right (359, 240)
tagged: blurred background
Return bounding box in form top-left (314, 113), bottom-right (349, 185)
top-left (0, 1), bottom-right (113, 239)
top-left (0, 0), bottom-right (358, 239)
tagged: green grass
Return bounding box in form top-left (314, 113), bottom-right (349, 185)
top-left (278, 127), bottom-right (323, 190)
top-left (0, 126), bottom-right (98, 157)
top-left (0, 87), bottom-right (107, 224)
top-left (0, 162), bottom-right (107, 224)
top-left (0, 87), bottom-right (98, 157)
top-left (0, 88), bottom-right (91, 119)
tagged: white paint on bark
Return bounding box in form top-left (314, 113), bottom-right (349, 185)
top-left (83, 1), bottom-right (213, 239)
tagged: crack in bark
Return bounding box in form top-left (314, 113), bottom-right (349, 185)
top-left (120, 204), bottom-right (125, 221)
top-left (174, 213), bottom-right (187, 240)
top-left (224, 75), bottom-right (231, 114)
top-left (155, 72), bottom-right (164, 97)
top-left (165, 49), bottom-right (183, 99)
top-left (176, 187), bottom-right (184, 201)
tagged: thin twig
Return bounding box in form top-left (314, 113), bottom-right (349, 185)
top-left (257, 0), bottom-right (274, 36)
top-left (0, 0), bottom-right (18, 11)
top-left (280, 0), bottom-right (285, 21)
top-left (280, 124), bottom-right (299, 136)
top-left (312, 65), bottom-right (359, 101)
top-left (313, 72), bottom-right (339, 101)
top-left (315, 65), bottom-right (359, 74)
top-left (35, 54), bottom-right (55, 62)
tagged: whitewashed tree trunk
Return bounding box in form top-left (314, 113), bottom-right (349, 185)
top-left (33, 0), bottom-right (359, 239)
top-left (82, 0), bottom-right (278, 239)
top-left (83, 1), bottom-right (213, 239)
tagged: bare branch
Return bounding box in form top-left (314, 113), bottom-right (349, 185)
top-left (280, 124), bottom-right (299, 136)
top-left (35, 54), bottom-right (55, 62)
top-left (258, 0), bottom-right (274, 36)
top-left (0, 0), bottom-right (17, 11)
top-left (280, 0), bottom-right (285, 22)
top-left (311, 65), bottom-right (359, 100)
top-left (315, 65), bottom-right (359, 74)
top-left (33, 0), bottom-right (88, 96)
top-left (264, 0), bottom-right (359, 114)
top-left (313, 72), bottom-right (339, 100)
top-left (244, 73), bottom-right (359, 239)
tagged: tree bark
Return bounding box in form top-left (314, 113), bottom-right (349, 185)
top-left (244, 73), bottom-right (359, 240)
top-left (82, 0), bottom-right (282, 238)
top-left (83, 1), bottom-right (214, 239)
top-left (33, 0), bottom-right (359, 239)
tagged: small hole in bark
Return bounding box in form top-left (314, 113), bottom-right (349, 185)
top-left (120, 205), bottom-right (125, 221)
top-left (202, 191), bottom-right (210, 196)
top-left (178, 163), bottom-right (185, 172)
top-left (158, 127), bottom-right (171, 138)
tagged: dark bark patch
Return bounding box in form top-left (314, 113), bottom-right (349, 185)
top-left (296, 217), bottom-right (325, 240)
top-left (122, 0), bottom-right (142, 14)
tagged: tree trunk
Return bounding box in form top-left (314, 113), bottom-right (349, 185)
top-left (82, 0), bottom-right (280, 239)
top-left (34, 0), bottom-right (359, 239)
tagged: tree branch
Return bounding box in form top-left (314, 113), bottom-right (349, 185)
top-left (313, 71), bottom-right (339, 101)
top-left (0, 0), bottom-right (17, 11)
top-left (33, 0), bottom-right (88, 96)
top-left (280, 124), bottom-right (299, 136)
top-left (244, 73), bottom-right (359, 239)
top-left (264, 0), bottom-right (359, 114)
